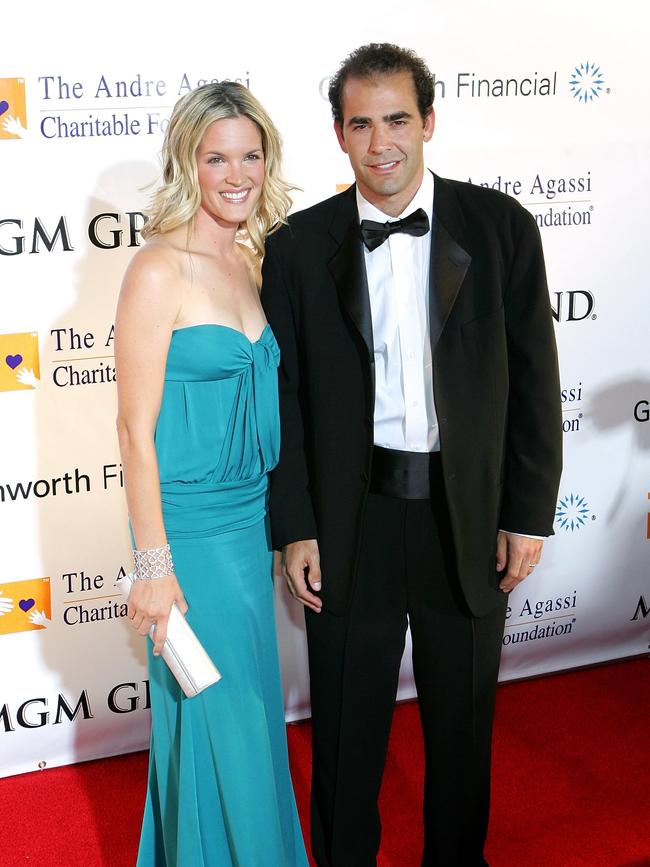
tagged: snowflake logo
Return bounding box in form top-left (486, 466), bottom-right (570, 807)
top-left (556, 493), bottom-right (591, 531)
top-left (569, 62), bottom-right (605, 103)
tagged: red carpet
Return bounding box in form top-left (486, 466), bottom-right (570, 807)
top-left (3, 658), bottom-right (649, 866)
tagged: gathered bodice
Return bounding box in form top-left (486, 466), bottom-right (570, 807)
top-left (154, 323), bottom-right (280, 538)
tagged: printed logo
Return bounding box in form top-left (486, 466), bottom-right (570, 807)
top-left (0, 78), bottom-right (27, 139)
top-left (0, 332), bottom-right (40, 391)
top-left (569, 62), bottom-right (605, 103)
top-left (634, 400), bottom-right (649, 423)
top-left (551, 291), bottom-right (596, 323)
top-left (555, 493), bottom-right (591, 532)
top-left (561, 381), bottom-right (583, 434)
top-left (0, 577), bottom-right (51, 636)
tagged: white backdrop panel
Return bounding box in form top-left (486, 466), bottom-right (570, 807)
top-left (1, 0), bottom-right (648, 777)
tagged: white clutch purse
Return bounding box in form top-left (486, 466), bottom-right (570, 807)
top-left (121, 572), bottom-right (221, 698)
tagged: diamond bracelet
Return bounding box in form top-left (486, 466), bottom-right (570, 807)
top-left (133, 544), bottom-right (175, 581)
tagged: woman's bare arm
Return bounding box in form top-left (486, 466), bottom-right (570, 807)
top-left (114, 244), bottom-right (187, 654)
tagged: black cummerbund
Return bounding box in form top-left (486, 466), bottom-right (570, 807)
top-left (369, 446), bottom-right (442, 500)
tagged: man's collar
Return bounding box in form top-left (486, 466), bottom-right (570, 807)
top-left (356, 169), bottom-right (434, 224)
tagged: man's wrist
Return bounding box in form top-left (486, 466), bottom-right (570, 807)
top-left (498, 529), bottom-right (546, 541)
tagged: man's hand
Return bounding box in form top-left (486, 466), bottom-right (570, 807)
top-left (282, 539), bottom-right (323, 613)
top-left (496, 531), bottom-right (543, 593)
top-left (127, 574), bottom-right (188, 655)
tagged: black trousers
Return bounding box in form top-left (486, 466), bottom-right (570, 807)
top-left (305, 487), bottom-right (507, 867)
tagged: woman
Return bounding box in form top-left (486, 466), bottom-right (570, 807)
top-left (114, 82), bottom-right (308, 866)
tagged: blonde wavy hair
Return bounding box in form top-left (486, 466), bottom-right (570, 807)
top-left (142, 82), bottom-right (294, 262)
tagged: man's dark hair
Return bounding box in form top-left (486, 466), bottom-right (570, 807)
top-left (328, 43), bottom-right (435, 124)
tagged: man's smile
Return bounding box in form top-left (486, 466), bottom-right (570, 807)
top-left (366, 159), bottom-right (402, 173)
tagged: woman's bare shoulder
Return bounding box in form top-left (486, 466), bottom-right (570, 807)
top-left (119, 236), bottom-right (190, 315)
top-left (125, 236), bottom-right (187, 282)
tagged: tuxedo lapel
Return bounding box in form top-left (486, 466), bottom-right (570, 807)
top-left (326, 177), bottom-right (471, 364)
top-left (430, 174), bottom-right (472, 350)
top-left (328, 187), bottom-right (374, 362)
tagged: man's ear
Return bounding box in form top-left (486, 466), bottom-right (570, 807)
top-left (423, 106), bottom-right (435, 142)
top-left (334, 120), bottom-right (348, 153)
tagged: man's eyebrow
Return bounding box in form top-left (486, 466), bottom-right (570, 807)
top-left (346, 115), bottom-right (372, 127)
top-left (384, 111), bottom-right (412, 122)
top-left (346, 111), bottom-right (413, 127)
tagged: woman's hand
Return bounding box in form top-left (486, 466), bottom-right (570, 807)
top-left (127, 575), bottom-right (189, 655)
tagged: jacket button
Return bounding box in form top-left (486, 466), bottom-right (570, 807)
top-left (447, 473), bottom-right (456, 482)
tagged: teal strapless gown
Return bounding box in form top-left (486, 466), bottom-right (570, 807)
top-left (136, 323), bottom-right (308, 867)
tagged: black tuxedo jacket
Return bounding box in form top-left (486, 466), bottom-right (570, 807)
top-left (261, 174), bottom-right (562, 617)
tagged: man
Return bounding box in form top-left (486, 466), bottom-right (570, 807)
top-left (261, 43), bottom-right (562, 867)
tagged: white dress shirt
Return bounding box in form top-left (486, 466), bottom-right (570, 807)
top-left (357, 173), bottom-right (541, 541)
top-left (357, 170), bottom-right (438, 453)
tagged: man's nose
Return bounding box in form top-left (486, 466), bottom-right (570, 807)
top-left (368, 126), bottom-right (390, 153)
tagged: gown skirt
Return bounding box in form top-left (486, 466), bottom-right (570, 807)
top-left (135, 323), bottom-right (308, 867)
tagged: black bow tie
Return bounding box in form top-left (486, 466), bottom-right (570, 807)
top-left (359, 208), bottom-right (430, 252)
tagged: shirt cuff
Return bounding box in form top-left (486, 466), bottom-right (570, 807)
top-left (499, 529), bottom-right (546, 540)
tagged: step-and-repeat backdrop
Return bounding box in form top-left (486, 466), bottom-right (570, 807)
top-left (1, 1), bottom-right (648, 777)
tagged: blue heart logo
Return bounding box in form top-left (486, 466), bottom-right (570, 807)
top-left (6, 354), bottom-right (23, 370)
